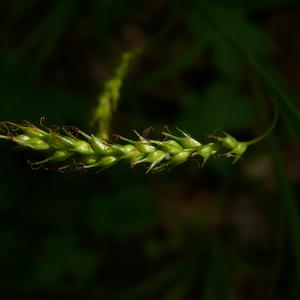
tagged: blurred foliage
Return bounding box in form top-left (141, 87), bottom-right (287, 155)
top-left (1, 0), bottom-right (300, 299)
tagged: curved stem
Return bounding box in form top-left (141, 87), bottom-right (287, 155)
top-left (247, 110), bottom-right (278, 145)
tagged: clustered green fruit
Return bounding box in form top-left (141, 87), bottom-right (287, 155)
top-left (0, 122), bottom-right (251, 173)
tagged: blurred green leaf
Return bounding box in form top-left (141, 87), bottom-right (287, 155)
top-left (134, 42), bottom-right (205, 90)
top-left (0, 183), bottom-right (15, 213)
top-left (188, 6), bottom-right (275, 80)
top-left (0, 84), bottom-right (90, 124)
top-left (32, 256), bottom-right (65, 287)
top-left (178, 81), bottom-right (255, 135)
top-left (143, 238), bottom-right (164, 261)
top-left (271, 140), bottom-right (300, 279)
top-left (33, 232), bottom-right (99, 286)
top-left (1, 0), bottom-right (80, 81)
top-left (164, 273), bottom-right (196, 300)
top-left (7, 0), bottom-right (37, 20)
top-left (108, 260), bottom-right (187, 300)
top-left (201, 0), bottom-right (300, 10)
top-left (90, 0), bottom-right (143, 50)
top-left (87, 184), bottom-right (159, 238)
top-left (66, 249), bottom-right (99, 282)
top-left (202, 239), bottom-right (233, 300)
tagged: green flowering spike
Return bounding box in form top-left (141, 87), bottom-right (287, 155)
top-left (1, 116), bottom-right (277, 172)
top-left (161, 129), bottom-right (201, 148)
top-left (194, 143), bottom-right (218, 166)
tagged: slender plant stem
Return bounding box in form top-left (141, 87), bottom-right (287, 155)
top-left (247, 110), bottom-right (278, 145)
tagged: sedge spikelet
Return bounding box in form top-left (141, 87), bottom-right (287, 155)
top-left (0, 122), bottom-right (229, 173)
top-left (0, 117), bottom-right (276, 172)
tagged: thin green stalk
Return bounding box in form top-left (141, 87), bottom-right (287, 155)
top-left (247, 110), bottom-right (278, 145)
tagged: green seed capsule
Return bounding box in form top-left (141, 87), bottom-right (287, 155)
top-left (120, 131), bottom-right (157, 154)
top-left (12, 134), bottom-right (31, 143)
top-left (12, 134), bottom-right (50, 151)
top-left (99, 156), bottom-right (118, 167)
top-left (23, 126), bottom-right (47, 138)
top-left (218, 133), bottom-right (238, 149)
top-left (194, 143), bottom-right (218, 166)
top-left (162, 131), bottom-right (201, 148)
top-left (50, 150), bottom-right (72, 162)
top-left (77, 130), bottom-right (114, 155)
top-left (21, 137), bottom-right (50, 151)
top-left (90, 135), bottom-right (114, 155)
top-left (35, 150), bottom-right (72, 164)
top-left (134, 150), bottom-right (166, 173)
top-left (151, 140), bottom-right (183, 155)
top-left (46, 133), bottom-right (72, 150)
top-left (215, 132), bottom-right (249, 163)
top-left (71, 140), bottom-right (94, 155)
top-left (229, 142), bottom-right (248, 164)
top-left (83, 156), bottom-right (98, 165)
top-left (135, 141), bottom-right (156, 154)
top-left (5, 123), bottom-right (47, 139)
top-left (120, 136), bottom-right (156, 154)
top-left (153, 151), bottom-right (191, 172)
top-left (116, 144), bottom-right (141, 159)
top-left (146, 150), bottom-right (166, 163)
top-left (170, 151), bottom-right (190, 165)
top-left (28, 138), bottom-right (51, 151)
top-left (232, 142), bottom-right (248, 155)
top-left (85, 156), bottom-right (118, 169)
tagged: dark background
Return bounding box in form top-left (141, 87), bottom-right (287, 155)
top-left (1, 0), bottom-right (300, 299)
